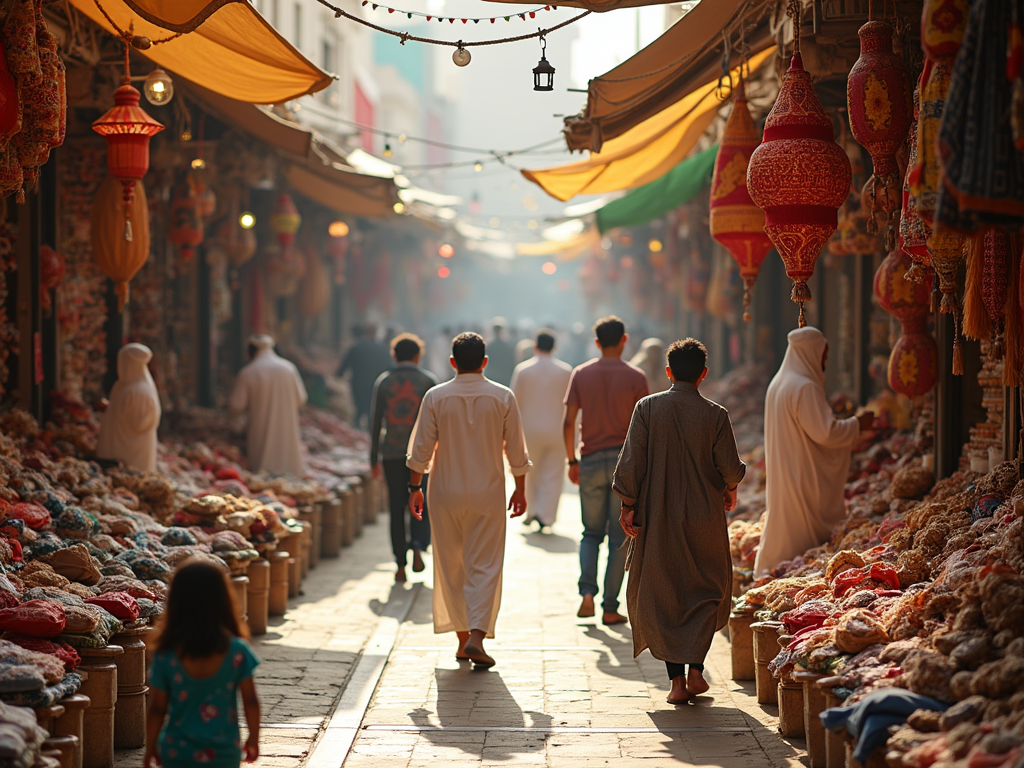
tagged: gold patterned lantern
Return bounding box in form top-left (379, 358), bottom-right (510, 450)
top-left (709, 81), bottom-right (773, 322)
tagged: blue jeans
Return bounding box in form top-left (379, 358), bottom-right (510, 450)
top-left (578, 447), bottom-right (627, 612)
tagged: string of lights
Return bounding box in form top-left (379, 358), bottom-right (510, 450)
top-left (358, 0), bottom-right (561, 24)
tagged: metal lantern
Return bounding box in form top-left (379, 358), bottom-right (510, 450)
top-left (270, 193), bottom-right (302, 256)
top-left (747, 51), bottom-right (852, 327)
top-left (709, 80), bottom-right (773, 322)
top-left (847, 20), bottom-right (913, 250)
top-left (533, 37), bottom-right (555, 92)
top-left (91, 84), bottom-right (164, 206)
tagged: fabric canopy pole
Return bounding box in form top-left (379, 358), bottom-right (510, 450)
top-left (68, 0), bottom-right (332, 103)
top-left (521, 46), bottom-right (775, 202)
top-left (595, 144), bottom-right (718, 233)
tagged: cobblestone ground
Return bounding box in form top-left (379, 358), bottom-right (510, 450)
top-left (116, 491), bottom-right (809, 767)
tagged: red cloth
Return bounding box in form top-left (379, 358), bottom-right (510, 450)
top-left (6, 503), bottom-right (50, 530)
top-left (3, 633), bottom-right (81, 671)
top-left (0, 600), bottom-right (66, 637)
top-left (565, 358), bottom-right (649, 456)
top-left (86, 592), bottom-right (140, 621)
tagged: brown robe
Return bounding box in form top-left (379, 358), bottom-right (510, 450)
top-left (612, 382), bottom-right (746, 665)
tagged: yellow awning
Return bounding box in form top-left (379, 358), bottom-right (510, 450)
top-left (522, 46), bottom-right (775, 202)
top-left (69, 0), bottom-right (332, 103)
top-left (564, 0), bottom-right (771, 152)
top-left (286, 162), bottom-right (398, 219)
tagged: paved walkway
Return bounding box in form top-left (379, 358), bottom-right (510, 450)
top-left (117, 491), bottom-right (808, 767)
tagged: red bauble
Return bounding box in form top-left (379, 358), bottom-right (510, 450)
top-left (709, 81), bottom-right (773, 322)
top-left (748, 53), bottom-right (851, 326)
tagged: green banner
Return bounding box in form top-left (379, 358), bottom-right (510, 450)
top-left (595, 144), bottom-right (719, 234)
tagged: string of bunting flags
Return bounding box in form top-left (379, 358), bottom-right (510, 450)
top-left (359, 1), bottom-right (560, 23)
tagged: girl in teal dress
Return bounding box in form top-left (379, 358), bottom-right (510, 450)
top-left (144, 560), bottom-right (261, 768)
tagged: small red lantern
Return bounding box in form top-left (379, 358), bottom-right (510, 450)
top-left (169, 184), bottom-right (203, 262)
top-left (270, 193), bottom-right (302, 256)
top-left (709, 80), bottom-right (773, 322)
top-left (874, 248), bottom-right (937, 397)
top-left (847, 20), bottom-right (913, 250)
top-left (747, 45), bottom-right (851, 326)
top-left (91, 84), bottom-right (164, 206)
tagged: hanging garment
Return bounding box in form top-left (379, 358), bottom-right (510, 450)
top-left (96, 343), bottom-right (161, 472)
top-left (407, 373), bottom-right (530, 637)
top-left (754, 328), bottom-right (860, 574)
top-left (229, 336), bottom-right (308, 477)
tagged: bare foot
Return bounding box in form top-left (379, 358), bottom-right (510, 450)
top-left (412, 550), bottom-right (425, 573)
top-left (395, 567), bottom-right (406, 583)
top-left (602, 611), bottom-right (628, 626)
top-left (577, 595), bottom-right (596, 618)
top-left (456, 631), bottom-right (470, 661)
top-left (686, 668), bottom-right (710, 696)
top-left (667, 677), bottom-right (690, 705)
top-left (461, 642), bottom-right (495, 668)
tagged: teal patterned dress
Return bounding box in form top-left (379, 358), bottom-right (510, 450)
top-left (149, 637), bottom-right (260, 768)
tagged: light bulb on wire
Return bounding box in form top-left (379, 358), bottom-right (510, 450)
top-left (143, 68), bottom-right (174, 105)
top-left (383, 142), bottom-right (393, 158)
top-left (393, 202), bottom-right (406, 214)
top-left (239, 212), bottom-right (256, 229)
top-left (473, 161), bottom-right (483, 172)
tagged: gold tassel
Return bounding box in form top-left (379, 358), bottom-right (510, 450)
top-left (962, 231), bottom-right (990, 340)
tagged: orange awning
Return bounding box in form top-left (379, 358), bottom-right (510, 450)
top-left (286, 162), bottom-right (398, 219)
top-left (522, 46), bottom-right (776, 202)
top-left (564, 0), bottom-right (772, 152)
top-left (68, 0), bottom-right (332, 103)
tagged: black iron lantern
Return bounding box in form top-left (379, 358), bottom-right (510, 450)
top-left (533, 35), bottom-right (555, 91)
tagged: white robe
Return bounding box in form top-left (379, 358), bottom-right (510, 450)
top-left (754, 327), bottom-right (860, 574)
top-left (511, 353), bottom-right (572, 526)
top-left (229, 341), bottom-right (308, 477)
top-left (96, 343), bottom-right (161, 472)
top-left (407, 373), bottom-right (531, 636)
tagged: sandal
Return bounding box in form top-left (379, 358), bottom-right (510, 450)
top-left (461, 643), bottom-right (496, 669)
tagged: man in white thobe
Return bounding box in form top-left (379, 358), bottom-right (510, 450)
top-left (96, 343), bottom-right (162, 472)
top-left (229, 335), bottom-right (309, 477)
top-left (511, 329), bottom-right (572, 531)
top-left (407, 332), bottom-right (531, 668)
top-left (754, 327), bottom-right (873, 574)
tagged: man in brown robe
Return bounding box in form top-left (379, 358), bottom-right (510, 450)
top-left (612, 338), bottom-right (745, 704)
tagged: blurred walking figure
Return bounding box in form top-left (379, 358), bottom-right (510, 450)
top-left (613, 339), bottom-right (745, 704)
top-left (754, 327), bottom-right (874, 574)
top-left (511, 330), bottom-right (572, 532)
top-left (96, 343), bottom-right (161, 472)
top-left (630, 338), bottom-right (669, 393)
top-left (369, 333), bottom-right (438, 583)
top-left (485, 318), bottom-right (516, 386)
top-left (407, 333), bottom-right (531, 668)
top-left (229, 335), bottom-right (308, 477)
top-left (337, 324), bottom-right (393, 428)
top-left (564, 317), bottom-right (648, 625)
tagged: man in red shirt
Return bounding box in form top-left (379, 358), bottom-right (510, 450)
top-left (563, 316), bottom-right (649, 625)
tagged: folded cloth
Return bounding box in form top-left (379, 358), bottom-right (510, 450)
top-left (821, 688), bottom-right (948, 763)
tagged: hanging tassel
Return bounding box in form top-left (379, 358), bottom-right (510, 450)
top-left (952, 304), bottom-right (964, 375)
top-left (116, 281), bottom-right (130, 312)
top-left (962, 231), bottom-right (990, 340)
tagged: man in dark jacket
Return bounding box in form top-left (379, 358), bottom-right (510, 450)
top-left (338, 324), bottom-right (394, 428)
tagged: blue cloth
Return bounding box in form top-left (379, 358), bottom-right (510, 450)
top-left (821, 687), bottom-right (947, 763)
top-left (149, 637), bottom-right (260, 768)
top-left (578, 446), bottom-right (627, 612)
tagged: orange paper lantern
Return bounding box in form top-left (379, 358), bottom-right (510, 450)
top-left (709, 81), bottom-right (773, 322)
top-left (91, 175), bottom-right (150, 310)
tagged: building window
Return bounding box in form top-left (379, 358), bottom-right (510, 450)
top-left (294, 2), bottom-right (302, 48)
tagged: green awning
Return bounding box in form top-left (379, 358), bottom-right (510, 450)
top-left (595, 144), bottom-right (718, 234)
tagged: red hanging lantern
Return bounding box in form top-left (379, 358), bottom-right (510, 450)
top-left (874, 248), bottom-right (937, 397)
top-left (91, 84), bottom-right (163, 206)
top-left (920, 0), bottom-right (968, 62)
top-left (270, 193), bottom-right (301, 256)
top-left (709, 80), bottom-right (773, 322)
top-left (169, 183), bottom-right (203, 262)
top-left (747, 12), bottom-right (851, 327)
top-left (847, 21), bottom-right (913, 251)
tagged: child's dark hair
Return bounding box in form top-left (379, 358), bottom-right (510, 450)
top-left (151, 559), bottom-right (246, 657)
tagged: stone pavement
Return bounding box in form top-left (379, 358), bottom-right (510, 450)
top-left (116, 490), bottom-right (809, 767)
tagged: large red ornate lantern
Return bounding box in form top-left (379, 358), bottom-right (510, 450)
top-left (747, 15), bottom-right (852, 327)
top-left (270, 193), bottom-right (301, 257)
top-left (709, 80), bottom-right (773, 322)
top-left (91, 84), bottom-right (163, 206)
top-left (847, 20), bottom-right (913, 250)
top-left (874, 248), bottom-right (937, 397)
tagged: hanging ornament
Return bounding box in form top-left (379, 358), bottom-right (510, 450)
top-left (265, 244), bottom-right (307, 297)
top-left (453, 43), bottom-right (471, 67)
top-left (297, 245), bottom-right (331, 317)
top-left (270, 193), bottom-right (301, 257)
top-left (874, 248), bottom-right (937, 397)
top-left (747, 2), bottom-right (851, 327)
top-left (920, 0), bottom-right (968, 62)
top-left (168, 181), bottom-right (203, 262)
top-left (963, 229), bottom-right (1011, 358)
top-left (533, 35), bottom-right (555, 91)
top-left (929, 229), bottom-right (967, 373)
top-left (91, 175), bottom-right (150, 310)
top-left (900, 82), bottom-right (932, 282)
top-left (92, 83), bottom-right (164, 208)
top-left (847, 20), bottom-right (913, 251)
top-left (709, 80), bottom-right (773, 322)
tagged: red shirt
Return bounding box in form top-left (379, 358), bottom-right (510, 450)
top-left (565, 357), bottom-right (649, 456)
